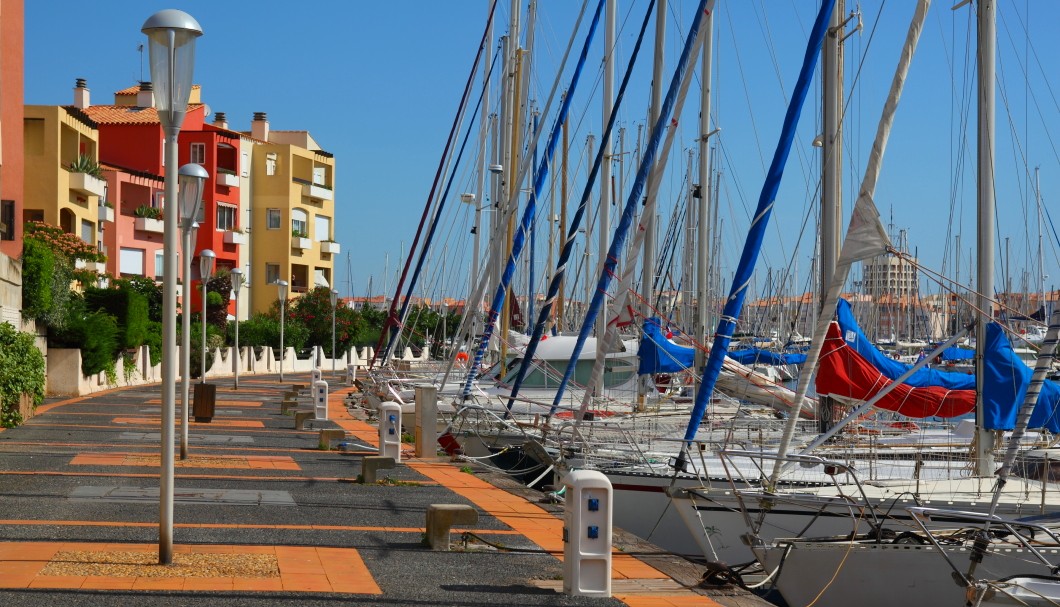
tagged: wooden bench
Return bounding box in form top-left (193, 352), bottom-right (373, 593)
top-left (425, 504), bottom-right (478, 551)
top-left (294, 410), bottom-right (315, 430)
top-left (318, 429), bottom-right (346, 450)
top-left (360, 455), bottom-right (395, 484)
top-left (280, 399), bottom-right (299, 415)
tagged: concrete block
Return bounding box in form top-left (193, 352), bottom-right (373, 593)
top-left (361, 455), bottom-right (396, 484)
top-left (294, 410), bottom-right (315, 430)
top-left (318, 429), bottom-right (345, 450)
top-left (426, 504), bottom-right (478, 551)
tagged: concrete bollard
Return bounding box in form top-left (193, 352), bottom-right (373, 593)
top-left (414, 384), bottom-right (437, 458)
top-left (379, 401), bottom-right (402, 462)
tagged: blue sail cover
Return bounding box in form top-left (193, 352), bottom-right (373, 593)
top-left (638, 318), bottom-right (695, 374)
top-left (729, 348), bottom-right (807, 366)
top-left (983, 322), bottom-right (1060, 433)
top-left (836, 298), bottom-right (975, 391)
top-left (940, 346), bottom-right (974, 361)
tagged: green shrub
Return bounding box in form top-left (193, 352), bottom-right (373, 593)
top-left (84, 287), bottom-right (148, 350)
top-left (21, 239), bottom-right (54, 322)
top-left (0, 323), bottom-right (46, 428)
top-left (134, 205), bottom-right (162, 220)
top-left (237, 313), bottom-right (308, 353)
top-left (143, 321), bottom-right (163, 366)
top-left (116, 276), bottom-right (163, 323)
top-left (180, 321), bottom-right (225, 379)
top-left (52, 309), bottom-right (119, 376)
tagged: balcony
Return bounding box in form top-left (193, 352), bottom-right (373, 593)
top-left (135, 217), bottom-right (164, 234)
top-left (98, 204), bottom-right (114, 223)
top-left (291, 236), bottom-right (311, 250)
top-left (74, 258), bottom-right (106, 273)
top-left (223, 230), bottom-right (247, 245)
top-left (293, 177), bottom-right (333, 202)
top-left (217, 171), bottom-right (239, 187)
top-left (70, 172), bottom-right (107, 198)
top-left (321, 241), bottom-right (341, 255)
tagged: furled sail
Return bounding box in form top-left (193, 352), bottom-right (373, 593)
top-left (637, 318), bottom-right (694, 375)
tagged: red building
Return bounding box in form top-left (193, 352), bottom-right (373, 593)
top-left (81, 82), bottom-right (243, 313)
top-left (0, 0), bottom-right (24, 259)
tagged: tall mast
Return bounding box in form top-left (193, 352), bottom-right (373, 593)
top-left (695, 1), bottom-right (715, 397)
top-left (472, 0), bottom-right (494, 340)
top-left (558, 117), bottom-right (569, 331)
top-left (974, 0), bottom-right (997, 476)
top-left (820, 0), bottom-right (844, 294)
top-left (1037, 167), bottom-right (1045, 316)
top-left (597, 0), bottom-right (616, 342)
top-left (682, 149), bottom-right (694, 326)
top-left (640, 0), bottom-right (666, 403)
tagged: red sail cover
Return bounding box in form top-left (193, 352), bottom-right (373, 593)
top-left (816, 322), bottom-right (976, 418)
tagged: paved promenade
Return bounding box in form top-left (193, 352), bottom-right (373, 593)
top-left (0, 373), bottom-right (754, 606)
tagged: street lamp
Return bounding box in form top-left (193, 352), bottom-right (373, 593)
top-left (142, 7), bottom-right (202, 566)
top-left (231, 268), bottom-right (244, 390)
top-left (177, 163), bottom-right (207, 462)
top-left (199, 249), bottom-right (216, 382)
top-left (330, 289), bottom-right (339, 378)
top-left (277, 280), bottom-right (288, 382)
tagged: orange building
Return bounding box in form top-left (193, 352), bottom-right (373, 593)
top-left (0, 0), bottom-right (24, 258)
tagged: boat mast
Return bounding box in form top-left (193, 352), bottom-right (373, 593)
top-left (597, 0), bottom-right (616, 345)
top-left (1037, 167), bottom-right (1045, 317)
top-left (695, 2), bottom-right (715, 400)
top-left (558, 118), bottom-right (568, 331)
top-left (640, 0), bottom-right (666, 405)
top-left (974, 0), bottom-right (997, 476)
top-left (683, 148), bottom-right (694, 327)
top-left (472, 0), bottom-right (494, 343)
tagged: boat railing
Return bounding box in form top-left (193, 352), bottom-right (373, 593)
top-left (906, 506), bottom-right (1060, 588)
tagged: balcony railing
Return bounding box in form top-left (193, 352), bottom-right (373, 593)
top-left (292, 176), bottom-right (333, 202)
top-left (291, 236), bottom-right (311, 250)
top-left (98, 204), bottom-right (114, 223)
top-left (321, 241), bottom-right (340, 255)
top-left (217, 171), bottom-right (239, 187)
top-left (223, 230), bottom-right (247, 245)
top-left (70, 172), bottom-right (107, 198)
top-left (135, 217), bottom-right (164, 234)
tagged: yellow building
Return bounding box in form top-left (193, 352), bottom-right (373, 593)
top-left (23, 104), bottom-right (108, 257)
top-left (245, 113), bottom-right (338, 315)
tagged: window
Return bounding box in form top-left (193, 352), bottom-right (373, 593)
top-left (266, 152), bottom-right (277, 176)
top-left (0, 200), bottom-right (13, 240)
top-left (266, 208), bottom-right (281, 229)
top-left (190, 142), bottom-right (206, 164)
top-left (152, 191), bottom-right (165, 210)
top-left (265, 263), bottom-right (280, 285)
top-left (312, 166), bottom-right (326, 186)
top-left (291, 209), bottom-right (307, 237)
top-left (241, 152), bottom-right (249, 177)
top-left (155, 251), bottom-right (166, 280)
top-left (315, 215), bottom-right (331, 241)
top-left (120, 247), bottom-right (145, 276)
top-left (216, 203), bottom-right (237, 231)
top-left (80, 219), bottom-right (93, 244)
top-left (161, 138), bottom-right (166, 166)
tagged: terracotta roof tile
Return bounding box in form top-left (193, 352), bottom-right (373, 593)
top-left (83, 103), bottom-right (204, 125)
top-left (114, 83), bottom-right (201, 96)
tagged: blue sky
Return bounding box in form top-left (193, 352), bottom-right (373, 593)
top-left (23, 1), bottom-right (1060, 309)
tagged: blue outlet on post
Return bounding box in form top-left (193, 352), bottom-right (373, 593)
top-left (587, 498), bottom-right (599, 511)
top-left (587, 525), bottom-right (599, 539)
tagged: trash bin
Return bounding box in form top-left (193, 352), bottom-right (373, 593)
top-left (193, 382), bottom-right (216, 422)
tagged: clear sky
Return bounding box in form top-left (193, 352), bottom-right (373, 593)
top-left (22, 1), bottom-right (1060, 310)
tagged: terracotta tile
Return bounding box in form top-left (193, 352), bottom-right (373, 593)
top-left (183, 577), bottom-right (234, 590)
top-left (81, 576), bottom-right (138, 590)
top-left (280, 573), bottom-right (332, 592)
top-left (132, 577), bottom-right (186, 590)
top-left (28, 576), bottom-right (86, 589)
top-left (232, 577), bottom-right (285, 591)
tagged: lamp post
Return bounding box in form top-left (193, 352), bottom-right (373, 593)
top-left (277, 280), bottom-right (288, 382)
top-left (330, 289), bottom-right (338, 378)
top-left (177, 163), bottom-right (207, 462)
top-left (142, 8), bottom-right (202, 565)
top-left (199, 249), bottom-right (216, 382)
top-left (231, 268), bottom-right (244, 390)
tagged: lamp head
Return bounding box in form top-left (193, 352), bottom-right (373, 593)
top-left (178, 163), bottom-right (209, 227)
top-left (141, 9), bottom-right (203, 130)
top-left (276, 280), bottom-right (288, 300)
top-left (330, 289), bottom-right (338, 308)
top-left (199, 248), bottom-right (216, 281)
top-left (230, 267), bottom-right (244, 295)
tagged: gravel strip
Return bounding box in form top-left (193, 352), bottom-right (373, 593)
top-left (40, 551), bottom-right (280, 578)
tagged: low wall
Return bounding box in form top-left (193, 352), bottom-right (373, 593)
top-left (45, 345), bottom-right (380, 397)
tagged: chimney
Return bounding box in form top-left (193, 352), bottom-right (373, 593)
top-left (73, 78), bottom-right (90, 109)
top-left (137, 81), bottom-right (154, 108)
top-left (251, 112), bottom-right (269, 141)
top-left (213, 112), bottom-right (228, 129)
